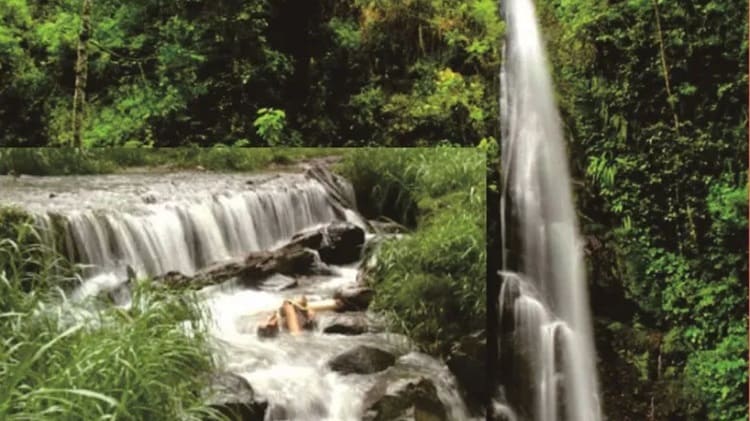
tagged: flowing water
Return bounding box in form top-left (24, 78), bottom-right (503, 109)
top-left (1, 167), bottom-right (473, 421)
top-left (497, 0), bottom-right (602, 419)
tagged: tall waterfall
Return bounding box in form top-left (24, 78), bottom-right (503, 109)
top-left (498, 0), bottom-right (602, 420)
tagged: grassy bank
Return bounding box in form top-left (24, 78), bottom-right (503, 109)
top-left (0, 215), bottom-right (221, 420)
top-left (0, 147), bottom-right (344, 176)
top-left (337, 147), bottom-right (486, 356)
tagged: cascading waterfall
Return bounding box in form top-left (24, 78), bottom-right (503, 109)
top-left (497, 0), bottom-right (602, 420)
top-left (2, 168), bottom-right (474, 421)
top-left (27, 174), bottom-right (346, 278)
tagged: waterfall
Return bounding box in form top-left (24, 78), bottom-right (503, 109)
top-left (497, 0), bottom-right (602, 420)
top-left (21, 173), bottom-right (349, 279)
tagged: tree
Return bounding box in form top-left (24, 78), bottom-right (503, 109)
top-left (71, 0), bottom-right (91, 148)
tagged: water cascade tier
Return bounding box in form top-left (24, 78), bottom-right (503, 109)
top-left (497, 0), bottom-right (603, 420)
top-left (3, 171), bottom-right (355, 278)
top-left (1, 166), bottom-right (476, 421)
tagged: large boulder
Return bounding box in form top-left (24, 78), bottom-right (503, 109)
top-left (328, 345), bottom-right (396, 375)
top-left (205, 372), bottom-right (267, 421)
top-left (287, 221), bottom-right (366, 265)
top-left (363, 377), bottom-right (447, 421)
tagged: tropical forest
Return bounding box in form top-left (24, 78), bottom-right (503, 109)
top-left (0, 0), bottom-right (747, 420)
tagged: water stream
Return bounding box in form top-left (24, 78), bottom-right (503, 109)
top-left (1, 167), bottom-right (473, 421)
top-left (497, 0), bottom-right (602, 419)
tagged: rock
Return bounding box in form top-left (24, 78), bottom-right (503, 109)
top-left (287, 221), bottom-right (366, 265)
top-left (258, 273), bottom-right (298, 292)
top-left (328, 345), bottom-right (396, 375)
top-left (142, 193), bottom-right (157, 204)
top-left (446, 331), bottom-right (486, 414)
top-left (321, 312), bottom-right (378, 335)
top-left (363, 377), bottom-right (447, 421)
top-left (265, 405), bottom-right (288, 420)
top-left (205, 372), bottom-right (267, 421)
top-left (49, 193), bottom-right (57, 199)
top-left (156, 247), bottom-right (334, 289)
top-left (318, 222), bottom-right (366, 264)
top-left (304, 165), bottom-right (359, 211)
top-left (107, 280), bottom-right (131, 307)
top-left (333, 286), bottom-right (375, 311)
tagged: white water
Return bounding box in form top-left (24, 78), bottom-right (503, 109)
top-left (2, 168), bottom-right (474, 420)
top-left (498, 0), bottom-right (602, 420)
top-left (201, 264), bottom-right (472, 420)
top-left (6, 172), bottom-right (345, 278)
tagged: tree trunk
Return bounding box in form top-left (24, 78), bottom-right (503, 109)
top-left (650, 0), bottom-right (680, 135)
top-left (72, 0), bottom-right (92, 148)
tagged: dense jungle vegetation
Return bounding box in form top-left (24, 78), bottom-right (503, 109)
top-left (0, 0), bottom-right (502, 147)
top-left (537, 1), bottom-right (748, 420)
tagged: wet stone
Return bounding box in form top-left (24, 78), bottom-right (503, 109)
top-left (328, 345), bottom-right (396, 375)
top-left (321, 312), bottom-right (379, 335)
top-left (205, 372), bottom-right (267, 421)
top-left (363, 377), bottom-right (447, 421)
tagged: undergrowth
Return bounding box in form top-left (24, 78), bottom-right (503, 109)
top-left (0, 147), bottom-right (344, 176)
top-left (0, 214), bottom-right (223, 420)
top-left (337, 147), bottom-right (486, 355)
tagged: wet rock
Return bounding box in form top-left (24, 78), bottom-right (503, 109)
top-left (142, 193), bottom-right (157, 204)
top-left (304, 165), bottom-right (358, 212)
top-left (266, 401), bottom-right (328, 421)
top-left (156, 247), bottom-right (334, 289)
top-left (49, 192), bottom-right (57, 199)
top-left (107, 280), bottom-right (132, 307)
top-left (265, 404), bottom-right (288, 420)
top-left (328, 345), bottom-right (396, 375)
top-left (333, 286), bottom-right (375, 311)
top-left (363, 377), bottom-right (447, 421)
top-left (258, 274), bottom-right (298, 292)
top-left (287, 221), bottom-right (365, 265)
top-left (205, 372), bottom-right (267, 421)
top-left (321, 312), bottom-right (378, 335)
top-left (446, 331), bottom-right (486, 414)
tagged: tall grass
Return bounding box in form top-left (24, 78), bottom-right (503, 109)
top-left (0, 147), bottom-right (346, 176)
top-left (0, 216), bottom-right (223, 420)
top-left (337, 147), bottom-right (486, 355)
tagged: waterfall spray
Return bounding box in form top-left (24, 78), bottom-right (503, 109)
top-left (497, 0), bottom-right (602, 419)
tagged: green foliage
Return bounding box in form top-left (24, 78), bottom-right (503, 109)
top-left (0, 147), bottom-right (341, 176)
top-left (538, 0), bottom-right (748, 418)
top-left (0, 0), bottom-right (502, 146)
top-left (684, 321), bottom-right (748, 421)
top-left (253, 108), bottom-right (288, 146)
top-left (0, 209), bottom-right (221, 420)
top-left (0, 149), bottom-right (118, 176)
top-left (337, 148), bottom-right (485, 355)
